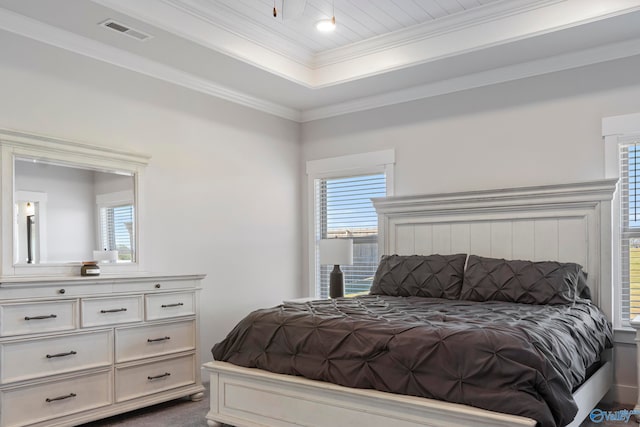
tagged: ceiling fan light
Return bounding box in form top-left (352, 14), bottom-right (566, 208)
top-left (316, 17), bottom-right (336, 32)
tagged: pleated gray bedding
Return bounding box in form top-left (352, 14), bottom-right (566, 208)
top-left (212, 295), bottom-right (612, 427)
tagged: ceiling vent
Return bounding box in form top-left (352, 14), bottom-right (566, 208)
top-left (100, 19), bottom-right (152, 42)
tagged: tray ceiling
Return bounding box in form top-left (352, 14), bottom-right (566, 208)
top-left (1, 0), bottom-right (639, 122)
top-left (168, 0), bottom-right (502, 57)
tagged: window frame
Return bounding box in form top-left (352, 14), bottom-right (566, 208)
top-left (603, 112), bottom-right (640, 330)
top-left (306, 150), bottom-right (394, 298)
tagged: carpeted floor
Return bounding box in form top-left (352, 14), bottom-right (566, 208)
top-left (76, 382), bottom-right (637, 427)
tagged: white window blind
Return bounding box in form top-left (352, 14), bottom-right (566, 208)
top-left (314, 173), bottom-right (386, 298)
top-left (620, 142), bottom-right (640, 322)
top-left (100, 204), bottom-right (134, 261)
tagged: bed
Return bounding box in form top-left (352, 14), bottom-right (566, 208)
top-left (202, 179), bottom-right (617, 427)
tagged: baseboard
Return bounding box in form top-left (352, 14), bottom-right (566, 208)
top-left (603, 384), bottom-right (637, 406)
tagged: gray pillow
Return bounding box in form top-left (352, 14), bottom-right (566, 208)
top-left (369, 254), bottom-right (467, 299)
top-left (460, 255), bottom-right (583, 305)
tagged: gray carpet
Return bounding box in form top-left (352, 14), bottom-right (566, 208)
top-left (76, 382), bottom-right (637, 427)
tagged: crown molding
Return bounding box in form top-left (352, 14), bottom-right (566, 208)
top-left (300, 37), bottom-right (640, 122)
top-left (312, 0), bottom-right (563, 68)
top-left (92, 0), bottom-right (315, 87)
top-left (161, 0), bottom-right (315, 67)
top-left (0, 7), bottom-right (301, 122)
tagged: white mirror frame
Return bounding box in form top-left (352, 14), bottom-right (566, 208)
top-left (0, 129), bottom-right (150, 277)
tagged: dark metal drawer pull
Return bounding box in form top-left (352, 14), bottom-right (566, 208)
top-left (147, 372), bottom-right (171, 380)
top-left (24, 314), bottom-right (57, 321)
top-left (46, 393), bottom-right (76, 403)
top-left (46, 350), bottom-right (77, 358)
top-left (147, 336), bottom-right (171, 343)
top-left (161, 303), bottom-right (184, 308)
top-left (100, 308), bottom-right (127, 313)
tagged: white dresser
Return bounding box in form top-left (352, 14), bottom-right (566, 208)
top-left (0, 273), bottom-right (204, 427)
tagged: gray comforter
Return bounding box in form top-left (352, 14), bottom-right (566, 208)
top-left (212, 295), bottom-right (612, 427)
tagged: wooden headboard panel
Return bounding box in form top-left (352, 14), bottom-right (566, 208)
top-left (372, 180), bottom-right (617, 319)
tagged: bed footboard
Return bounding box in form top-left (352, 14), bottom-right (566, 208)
top-left (202, 361), bottom-right (537, 427)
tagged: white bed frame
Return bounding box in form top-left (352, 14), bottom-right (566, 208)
top-left (203, 179), bottom-right (617, 427)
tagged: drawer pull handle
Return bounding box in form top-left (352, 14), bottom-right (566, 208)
top-left (147, 336), bottom-right (171, 343)
top-left (46, 350), bottom-right (77, 359)
top-left (100, 308), bottom-right (127, 313)
top-left (46, 393), bottom-right (76, 403)
top-left (24, 314), bottom-right (57, 321)
top-left (161, 303), bottom-right (184, 308)
top-left (148, 372), bottom-right (171, 380)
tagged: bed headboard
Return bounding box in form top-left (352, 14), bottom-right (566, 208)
top-left (372, 180), bottom-right (617, 319)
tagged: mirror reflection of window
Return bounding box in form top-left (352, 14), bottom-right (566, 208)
top-left (96, 189), bottom-right (135, 263)
top-left (99, 204), bottom-right (134, 262)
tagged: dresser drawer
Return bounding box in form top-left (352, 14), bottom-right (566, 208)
top-left (0, 301), bottom-right (76, 337)
top-left (145, 292), bottom-right (195, 320)
top-left (0, 370), bottom-right (112, 427)
top-left (81, 296), bottom-right (143, 327)
top-left (115, 279), bottom-right (197, 293)
top-left (115, 320), bottom-right (195, 363)
top-left (115, 354), bottom-right (196, 402)
top-left (0, 330), bottom-right (113, 384)
top-left (0, 284), bottom-right (109, 300)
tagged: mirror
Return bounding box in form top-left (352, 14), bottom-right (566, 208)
top-left (14, 157), bottom-right (136, 265)
top-left (0, 128), bottom-right (149, 276)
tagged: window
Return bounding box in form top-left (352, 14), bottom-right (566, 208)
top-left (619, 142), bottom-right (640, 322)
top-left (306, 149), bottom-right (394, 299)
top-left (314, 174), bottom-right (386, 298)
top-left (99, 204), bottom-right (134, 261)
top-left (604, 111), bottom-right (640, 328)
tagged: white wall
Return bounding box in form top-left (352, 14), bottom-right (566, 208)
top-left (0, 31), bottom-right (302, 370)
top-left (93, 170), bottom-right (134, 196)
top-left (15, 161), bottom-right (96, 262)
top-left (302, 54), bottom-right (640, 404)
